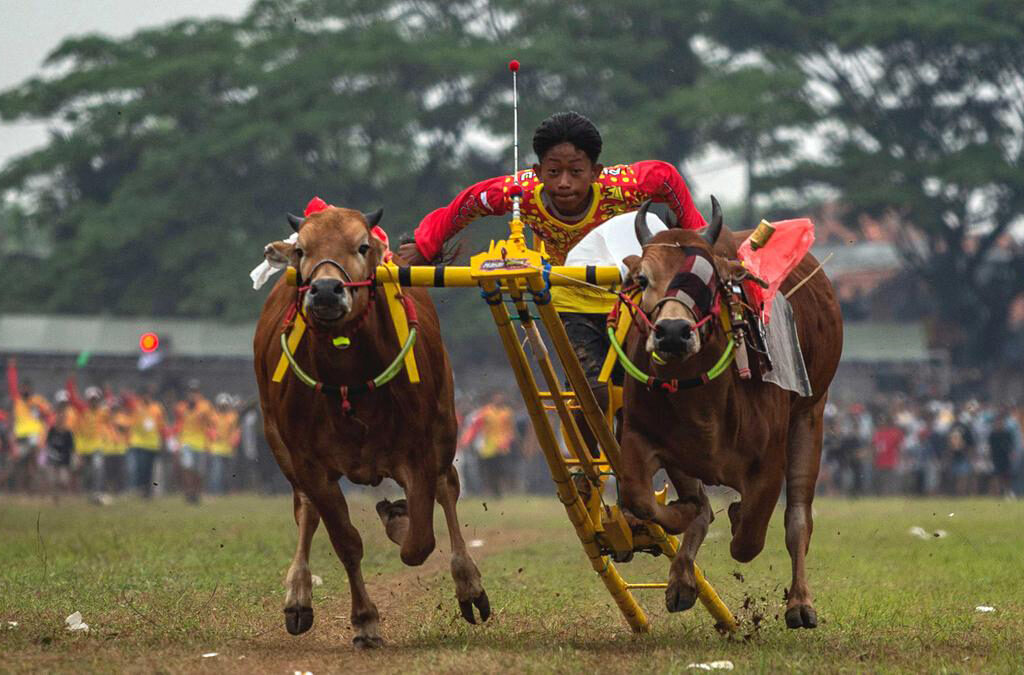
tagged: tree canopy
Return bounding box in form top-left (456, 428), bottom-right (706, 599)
top-left (1, 0), bottom-right (1022, 368)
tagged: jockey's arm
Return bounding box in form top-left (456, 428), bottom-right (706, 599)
top-left (408, 175), bottom-right (511, 262)
top-left (631, 160), bottom-right (707, 230)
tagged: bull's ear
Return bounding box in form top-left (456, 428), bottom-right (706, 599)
top-left (263, 240), bottom-right (295, 267)
top-left (362, 208), bottom-right (383, 228)
top-left (287, 213), bottom-right (304, 232)
top-left (622, 254), bottom-right (642, 284)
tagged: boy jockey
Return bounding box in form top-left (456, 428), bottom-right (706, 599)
top-left (398, 111), bottom-right (705, 391)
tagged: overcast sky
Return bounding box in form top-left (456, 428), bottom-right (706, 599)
top-left (0, 0), bottom-right (745, 203)
top-left (0, 0), bottom-right (251, 162)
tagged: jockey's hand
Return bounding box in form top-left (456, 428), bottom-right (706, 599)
top-left (397, 242), bottom-right (430, 265)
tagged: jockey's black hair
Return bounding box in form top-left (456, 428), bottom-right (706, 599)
top-left (532, 111), bottom-right (602, 163)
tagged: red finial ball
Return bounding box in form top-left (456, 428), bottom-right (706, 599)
top-left (508, 59), bottom-right (520, 72)
top-left (509, 184), bottom-right (523, 198)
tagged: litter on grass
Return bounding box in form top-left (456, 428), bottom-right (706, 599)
top-left (64, 612), bottom-right (89, 633)
top-left (976, 606), bottom-right (996, 613)
top-left (311, 575), bottom-right (323, 587)
top-left (908, 526), bottom-right (949, 540)
top-left (687, 661), bottom-right (734, 670)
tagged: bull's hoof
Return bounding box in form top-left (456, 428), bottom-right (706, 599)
top-left (785, 605), bottom-right (818, 629)
top-left (459, 590), bottom-right (491, 624)
top-left (353, 634), bottom-right (384, 649)
top-left (284, 606), bottom-right (314, 635)
top-left (665, 581), bottom-right (697, 613)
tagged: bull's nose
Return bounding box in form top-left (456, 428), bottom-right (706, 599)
top-left (309, 278), bottom-right (345, 305)
top-left (653, 319), bottom-right (693, 353)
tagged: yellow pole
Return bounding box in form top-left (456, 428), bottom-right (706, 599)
top-left (481, 279), bottom-right (650, 633)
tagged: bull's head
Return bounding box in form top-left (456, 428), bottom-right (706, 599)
top-left (263, 207), bottom-right (385, 326)
top-left (623, 197), bottom-right (726, 361)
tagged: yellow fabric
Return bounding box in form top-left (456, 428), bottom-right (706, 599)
top-left (13, 395), bottom-right (49, 439)
top-left (129, 401), bottom-right (165, 450)
top-left (73, 406), bottom-right (109, 455)
top-left (208, 409), bottom-right (238, 457)
top-left (177, 398), bottom-right (212, 451)
top-left (551, 285), bottom-right (616, 314)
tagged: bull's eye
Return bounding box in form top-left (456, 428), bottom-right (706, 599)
top-left (294, 248), bottom-right (304, 259)
top-left (636, 274), bottom-right (649, 290)
top-left (358, 243), bottom-right (370, 255)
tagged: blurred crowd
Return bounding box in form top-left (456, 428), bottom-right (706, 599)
top-left (457, 391), bottom-right (1024, 500)
top-left (5, 355), bottom-right (1022, 502)
top-left (820, 396), bottom-right (1024, 497)
top-left (0, 359), bottom-right (285, 502)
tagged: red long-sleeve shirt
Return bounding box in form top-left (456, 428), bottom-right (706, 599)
top-left (414, 160), bottom-right (706, 263)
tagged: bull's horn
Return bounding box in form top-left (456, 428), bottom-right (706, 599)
top-left (287, 213), bottom-right (304, 232)
top-left (703, 196), bottom-right (723, 245)
top-left (665, 209), bottom-right (679, 229)
top-left (634, 199), bottom-right (654, 246)
top-left (362, 208), bottom-right (383, 228)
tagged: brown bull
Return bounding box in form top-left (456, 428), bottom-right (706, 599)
top-left (618, 198), bottom-right (842, 629)
top-left (253, 205), bottom-right (489, 648)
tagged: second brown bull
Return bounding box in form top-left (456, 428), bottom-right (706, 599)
top-left (617, 198), bottom-right (842, 629)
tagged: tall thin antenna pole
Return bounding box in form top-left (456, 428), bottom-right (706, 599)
top-left (509, 59), bottom-right (522, 224)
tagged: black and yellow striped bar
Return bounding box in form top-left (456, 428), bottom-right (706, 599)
top-left (374, 265), bottom-right (622, 288)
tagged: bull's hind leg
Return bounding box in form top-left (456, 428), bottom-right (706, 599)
top-left (284, 488), bottom-right (320, 635)
top-left (783, 403), bottom-right (825, 629)
top-left (436, 465), bottom-right (490, 624)
top-left (663, 470), bottom-right (714, 613)
top-left (728, 464), bottom-right (784, 564)
top-left (302, 477), bottom-right (383, 648)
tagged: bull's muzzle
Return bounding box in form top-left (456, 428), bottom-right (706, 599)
top-left (652, 319), bottom-right (697, 357)
top-left (307, 278), bottom-right (351, 320)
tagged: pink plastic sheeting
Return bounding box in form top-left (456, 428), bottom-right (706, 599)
top-left (737, 218), bottom-right (815, 323)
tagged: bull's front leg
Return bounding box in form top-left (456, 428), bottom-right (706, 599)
top-left (436, 465), bottom-right (490, 624)
top-left (662, 469), bottom-right (714, 613)
top-left (284, 488), bottom-right (320, 635)
top-left (619, 429), bottom-right (702, 535)
top-left (299, 471), bottom-right (383, 649)
top-left (378, 464), bottom-right (437, 567)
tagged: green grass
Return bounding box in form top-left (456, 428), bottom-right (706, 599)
top-left (1, 494), bottom-right (1022, 673)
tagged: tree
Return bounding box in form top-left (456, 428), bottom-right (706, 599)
top-left (0, 0), bottom-right (497, 321)
top-left (709, 0), bottom-right (1024, 366)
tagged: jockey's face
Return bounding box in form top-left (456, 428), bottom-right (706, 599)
top-left (533, 142), bottom-right (603, 216)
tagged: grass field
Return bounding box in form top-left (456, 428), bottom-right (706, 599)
top-left (1, 492), bottom-right (1022, 673)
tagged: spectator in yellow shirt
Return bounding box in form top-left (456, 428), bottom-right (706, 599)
top-left (175, 380), bottom-right (213, 504)
top-left (104, 398), bottom-right (132, 495)
top-left (67, 380), bottom-right (109, 496)
top-left (207, 393), bottom-right (240, 494)
top-left (5, 358), bottom-right (54, 491)
top-left (459, 391), bottom-right (516, 496)
top-left (126, 386), bottom-right (166, 498)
